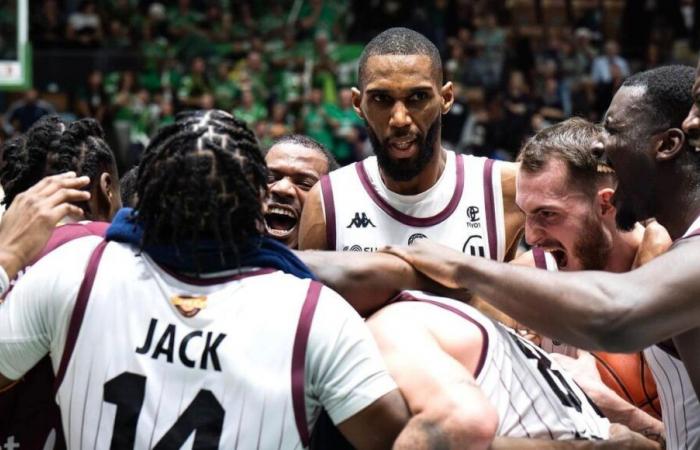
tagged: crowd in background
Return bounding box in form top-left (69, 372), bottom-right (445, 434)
top-left (0, 0), bottom-right (698, 170)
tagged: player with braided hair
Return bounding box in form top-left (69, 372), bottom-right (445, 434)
top-left (0, 115), bottom-right (120, 222)
top-left (0, 110), bottom-right (425, 449)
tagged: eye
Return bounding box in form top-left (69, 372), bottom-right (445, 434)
top-left (409, 91), bottom-right (429, 102)
top-left (538, 210), bottom-right (557, 220)
top-left (372, 93), bottom-right (390, 103)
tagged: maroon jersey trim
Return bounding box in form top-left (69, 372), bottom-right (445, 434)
top-left (354, 155), bottom-right (465, 227)
top-left (54, 240), bottom-right (108, 393)
top-left (34, 222), bottom-right (109, 264)
top-left (394, 291), bottom-right (489, 378)
top-left (482, 159), bottom-right (498, 260)
top-left (291, 280), bottom-right (322, 446)
top-left (320, 175), bottom-right (337, 249)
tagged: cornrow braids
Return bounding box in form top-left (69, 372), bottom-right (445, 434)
top-left (43, 118), bottom-right (117, 216)
top-left (135, 110), bottom-right (268, 270)
top-left (0, 115), bottom-right (65, 206)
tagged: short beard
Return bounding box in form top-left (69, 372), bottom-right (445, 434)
top-left (366, 117), bottom-right (440, 182)
top-left (575, 212), bottom-right (612, 270)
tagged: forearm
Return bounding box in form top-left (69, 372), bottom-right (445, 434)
top-left (298, 251), bottom-right (422, 316)
top-left (491, 437), bottom-right (628, 450)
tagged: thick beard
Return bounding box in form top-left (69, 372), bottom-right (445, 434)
top-left (575, 212), bottom-right (612, 270)
top-left (366, 117), bottom-right (440, 182)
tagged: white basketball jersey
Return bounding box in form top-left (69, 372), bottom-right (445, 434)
top-left (321, 151), bottom-right (507, 261)
top-left (395, 291), bottom-right (610, 440)
top-left (644, 345), bottom-right (700, 450)
top-left (48, 240), bottom-right (395, 450)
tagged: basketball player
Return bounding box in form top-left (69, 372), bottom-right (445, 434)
top-left (265, 135), bottom-right (338, 249)
top-left (298, 28), bottom-right (524, 263)
top-left (0, 110), bottom-right (466, 449)
top-left (384, 65), bottom-right (700, 448)
top-left (0, 116), bottom-right (121, 450)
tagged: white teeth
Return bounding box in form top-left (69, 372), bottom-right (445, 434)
top-left (393, 140), bottom-right (413, 149)
top-left (269, 207), bottom-right (295, 218)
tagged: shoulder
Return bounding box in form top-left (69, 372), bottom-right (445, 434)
top-left (497, 161), bottom-right (519, 198)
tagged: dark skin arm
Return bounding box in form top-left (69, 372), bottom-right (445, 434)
top-left (383, 238), bottom-right (700, 354)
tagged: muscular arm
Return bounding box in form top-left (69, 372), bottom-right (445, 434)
top-left (367, 304), bottom-right (498, 450)
top-left (336, 390), bottom-right (410, 450)
top-left (298, 182), bottom-right (328, 250)
top-left (385, 238), bottom-right (700, 353)
top-left (297, 250), bottom-right (471, 316)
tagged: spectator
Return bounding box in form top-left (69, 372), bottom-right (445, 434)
top-left (302, 87), bottom-right (335, 154)
top-left (66, 0), bottom-right (103, 48)
top-left (3, 90), bottom-right (56, 135)
top-left (327, 87), bottom-right (364, 165)
top-left (178, 57), bottom-right (212, 108)
top-left (31, 0), bottom-right (66, 48)
top-left (233, 88), bottom-right (267, 127)
top-left (591, 40), bottom-right (630, 85)
top-left (76, 70), bottom-right (108, 123)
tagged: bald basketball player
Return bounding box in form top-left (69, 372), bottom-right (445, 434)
top-left (299, 28), bottom-right (523, 262)
top-left (265, 135), bottom-right (338, 249)
top-left (384, 65), bottom-right (700, 448)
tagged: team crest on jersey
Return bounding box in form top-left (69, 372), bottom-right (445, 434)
top-left (346, 212), bottom-right (376, 228)
top-left (466, 206), bottom-right (481, 228)
top-left (171, 294), bottom-right (208, 318)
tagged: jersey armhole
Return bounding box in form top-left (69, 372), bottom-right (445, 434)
top-left (53, 240), bottom-right (108, 394)
top-left (291, 280), bottom-right (323, 446)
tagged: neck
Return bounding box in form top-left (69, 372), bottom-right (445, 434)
top-left (655, 165), bottom-right (700, 239)
top-left (605, 224), bottom-right (643, 273)
top-left (379, 146), bottom-right (448, 195)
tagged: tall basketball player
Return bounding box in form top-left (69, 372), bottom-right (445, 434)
top-left (298, 28), bottom-right (523, 263)
top-left (0, 110), bottom-right (462, 449)
top-left (385, 65), bottom-right (700, 449)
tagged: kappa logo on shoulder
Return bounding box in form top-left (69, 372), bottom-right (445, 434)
top-left (346, 212), bottom-right (376, 228)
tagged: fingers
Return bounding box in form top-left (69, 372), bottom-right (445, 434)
top-left (36, 174), bottom-right (90, 199)
top-left (42, 187), bottom-right (90, 209)
top-left (379, 245), bottom-right (412, 262)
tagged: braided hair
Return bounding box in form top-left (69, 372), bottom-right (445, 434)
top-left (135, 110), bottom-right (268, 267)
top-left (0, 115), bottom-right (65, 206)
top-left (0, 115), bottom-right (117, 211)
top-left (44, 118), bottom-right (117, 215)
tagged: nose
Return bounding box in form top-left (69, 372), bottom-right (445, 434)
top-left (682, 104), bottom-right (700, 135)
top-left (524, 216), bottom-right (544, 246)
top-left (269, 176), bottom-right (296, 200)
top-left (389, 101), bottom-right (412, 129)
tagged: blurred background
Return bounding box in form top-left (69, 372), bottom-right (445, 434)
top-left (0, 0), bottom-right (698, 172)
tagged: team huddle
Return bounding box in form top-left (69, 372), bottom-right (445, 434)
top-left (1, 27), bottom-right (700, 450)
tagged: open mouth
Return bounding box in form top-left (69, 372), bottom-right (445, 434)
top-left (265, 204), bottom-right (298, 238)
top-left (540, 246), bottom-right (568, 269)
top-left (388, 136), bottom-right (418, 155)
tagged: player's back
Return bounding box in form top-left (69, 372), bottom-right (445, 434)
top-left (388, 291), bottom-right (610, 441)
top-left (29, 238), bottom-right (394, 449)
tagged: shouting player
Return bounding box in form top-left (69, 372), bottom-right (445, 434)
top-left (299, 28), bottom-right (523, 262)
top-left (386, 65), bottom-right (700, 449)
top-left (265, 135), bottom-right (338, 249)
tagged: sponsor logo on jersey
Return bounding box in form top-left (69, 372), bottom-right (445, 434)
top-left (346, 212), bottom-right (376, 228)
top-left (462, 235), bottom-right (486, 257)
top-left (171, 294), bottom-right (207, 318)
top-left (408, 233), bottom-right (428, 245)
top-left (342, 245), bottom-right (378, 252)
top-left (466, 206), bottom-right (481, 228)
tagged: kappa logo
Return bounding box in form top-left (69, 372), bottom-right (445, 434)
top-left (408, 233), bottom-right (428, 245)
top-left (346, 212), bottom-right (376, 228)
top-left (462, 235), bottom-right (486, 258)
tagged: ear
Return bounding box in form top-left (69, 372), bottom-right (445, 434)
top-left (97, 172), bottom-right (119, 220)
top-left (597, 187), bottom-right (616, 218)
top-left (440, 81), bottom-right (454, 114)
top-left (351, 87), bottom-right (364, 119)
top-left (655, 128), bottom-right (685, 162)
